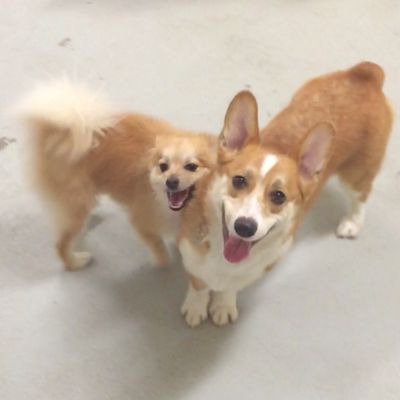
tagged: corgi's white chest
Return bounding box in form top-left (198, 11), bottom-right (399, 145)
top-left (180, 231), bottom-right (292, 292)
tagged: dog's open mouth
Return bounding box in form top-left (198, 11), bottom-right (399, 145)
top-left (167, 186), bottom-right (194, 211)
top-left (222, 206), bottom-right (274, 264)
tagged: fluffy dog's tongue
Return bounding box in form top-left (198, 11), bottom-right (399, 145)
top-left (167, 189), bottom-right (188, 210)
top-left (223, 236), bottom-right (251, 264)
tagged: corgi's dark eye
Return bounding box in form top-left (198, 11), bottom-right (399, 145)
top-left (270, 190), bottom-right (286, 205)
top-left (159, 163), bottom-right (169, 172)
top-left (232, 175), bottom-right (247, 189)
top-left (184, 163), bottom-right (198, 172)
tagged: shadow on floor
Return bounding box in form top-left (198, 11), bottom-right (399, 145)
top-left (298, 180), bottom-right (348, 241)
top-left (56, 259), bottom-right (239, 400)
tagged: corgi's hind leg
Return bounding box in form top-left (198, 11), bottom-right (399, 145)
top-left (54, 197), bottom-right (95, 270)
top-left (336, 156), bottom-right (381, 239)
top-left (336, 99), bottom-right (392, 239)
top-left (336, 182), bottom-right (367, 239)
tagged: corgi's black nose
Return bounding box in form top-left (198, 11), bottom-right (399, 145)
top-left (166, 176), bottom-right (179, 191)
top-left (234, 217), bottom-right (257, 238)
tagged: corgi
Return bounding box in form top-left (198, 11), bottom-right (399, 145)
top-left (178, 62), bottom-right (393, 327)
top-left (18, 81), bottom-right (216, 270)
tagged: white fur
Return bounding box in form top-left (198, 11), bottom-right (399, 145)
top-left (261, 154), bottom-right (278, 177)
top-left (17, 79), bottom-right (118, 161)
top-left (180, 229), bottom-right (292, 293)
top-left (69, 251), bottom-right (93, 270)
top-left (181, 284), bottom-right (210, 327)
top-left (336, 185), bottom-right (366, 238)
top-left (209, 290), bottom-right (239, 326)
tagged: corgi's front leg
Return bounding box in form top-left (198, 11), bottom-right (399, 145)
top-left (181, 280), bottom-right (210, 328)
top-left (209, 290), bottom-right (238, 326)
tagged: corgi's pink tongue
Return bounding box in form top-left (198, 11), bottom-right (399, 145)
top-left (223, 236), bottom-right (251, 264)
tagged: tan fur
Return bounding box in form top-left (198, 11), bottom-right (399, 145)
top-left (261, 61), bottom-right (392, 210)
top-left (179, 62), bottom-right (392, 326)
top-left (27, 112), bottom-right (215, 270)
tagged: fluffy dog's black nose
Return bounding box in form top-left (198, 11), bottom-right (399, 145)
top-left (234, 217), bottom-right (257, 238)
top-left (166, 176), bottom-right (179, 191)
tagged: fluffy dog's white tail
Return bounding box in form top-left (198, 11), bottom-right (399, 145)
top-left (18, 80), bottom-right (118, 161)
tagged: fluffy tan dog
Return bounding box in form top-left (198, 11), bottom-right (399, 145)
top-left (19, 81), bottom-right (216, 270)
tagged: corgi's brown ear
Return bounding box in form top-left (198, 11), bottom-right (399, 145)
top-left (298, 122), bottom-right (335, 182)
top-left (219, 91), bottom-right (259, 153)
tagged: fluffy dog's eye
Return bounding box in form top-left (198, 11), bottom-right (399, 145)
top-left (232, 175), bottom-right (247, 189)
top-left (159, 163), bottom-right (169, 172)
top-left (269, 190), bottom-right (286, 205)
top-left (184, 163), bottom-right (198, 172)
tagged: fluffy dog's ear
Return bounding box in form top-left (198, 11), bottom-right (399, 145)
top-left (147, 146), bottom-right (159, 170)
top-left (219, 91), bottom-right (259, 154)
top-left (298, 122), bottom-right (335, 182)
top-left (148, 137), bottom-right (163, 170)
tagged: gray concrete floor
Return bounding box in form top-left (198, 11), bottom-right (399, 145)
top-left (1, 1), bottom-right (400, 399)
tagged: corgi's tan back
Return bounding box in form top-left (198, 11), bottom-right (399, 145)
top-left (262, 62), bottom-right (392, 204)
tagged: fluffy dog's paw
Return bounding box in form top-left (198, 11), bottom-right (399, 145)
top-left (210, 293), bottom-right (238, 327)
top-left (181, 287), bottom-right (209, 328)
top-left (336, 218), bottom-right (362, 239)
top-left (67, 252), bottom-right (93, 270)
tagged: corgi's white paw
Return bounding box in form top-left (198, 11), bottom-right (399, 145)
top-left (181, 303), bottom-right (208, 328)
top-left (336, 218), bottom-right (362, 239)
top-left (210, 304), bottom-right (238, 326)
top-left (181, 286), bottom-right (209, 328)
top-left (336, 190), bottom-right (365, 239)
top-left (210, 292), bottom-right (238, 326)
top-left (68, 251), bottom-right (93, 270)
